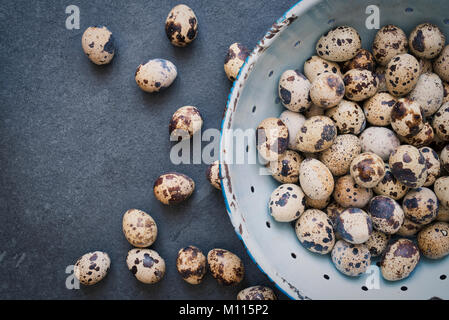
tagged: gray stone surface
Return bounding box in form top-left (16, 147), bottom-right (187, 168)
top-left (0, 0), bottom-right (292, 299)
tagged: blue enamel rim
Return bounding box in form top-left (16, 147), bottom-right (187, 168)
top-left (218, 0), bottom-right (306, 300)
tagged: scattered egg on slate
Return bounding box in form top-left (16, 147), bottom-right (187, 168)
top-left (237, 286), bottom-right (277, 300)
top-left (81, 26), bottom-right (115, 65)
top-left (126, 248), bottom-right (165, 284)
top-left (165, 4), bottom-right (198, 47)
top-left (207, 249), bottom-right (244, 286)
top-left (74, 251), bottom-right (110, 285)
top-left (176, 245), bottom-right (207, 284)
top-left (135, 59), bottom-right (177, 92)
top-left (153, 172), bottom-right (195, 205)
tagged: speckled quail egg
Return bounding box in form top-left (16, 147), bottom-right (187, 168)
top-left (399, 122), bottom-right (434, 148)
top-left (443, 82), bottom-right (449, 104)
top-left (441, 145), bottom-right (449, 172)
top-left (331, 240), bottom-right (371, 276)
top-left (169, 106), bottom-right (203, 141)
top-left (176, 245), bottom-right (207, 284)
top-left (279, 110), bottom-right (306, 150)
top-left (343, 69), bottom-right (378, 102)
top-left (237, 286), bottom-right (277, 300)
top-left (153, 172), bottom-right (195, 205)
top-left (333, 174), bottom-right (373, 208)
top-left (432, 102), bottom-right (449, 141)
top-left (385, 54), bottom-right (420, 96)
top-left (269, 184), bottom-right (306, 222)
top-left (419, 58), bottom-right (433, 74)
top-left (135, 59), bottom-right (177, 92)
top-left (368, 195), bottom-right (404, 234)
top-left (224, 43), bottom-right (250, 81)
top-left (304, 55), bottom-right (342, 82)
top-left (122, 209), bottom-right (157, 247)
top-left (278, 70), bottom-right (312, 112)
top-left (381, 238), bottom-right (420, 281)
top-left (434, 45), bottom-right (449, 82)
top-left (74, 251), bottom-right (110, 285)
top-left (295, 209), bottom-right (335, 254)
top-left (375, 66), bottom-right (388, 92)
top-left (397, 218), bottom-right (423, 237)
top-left (207, 249), bottom-right (244, 285)
top-left (126, 248), bottom-right (165, 284)
top-left (268, 150), bottom-right (302, 183)
top-left (437, 205), bottom-right (449, 222)
top-left (372, 25), bottom-right (408, 66)
top-left (206, 160), bottom-right (221, 190)
top-left (419, 147), bottom-right (441, 186)
top-left (417, 222), bottom-right (449, 259)
top-left (256, 118), bottom-right (289, 161)
top-left (365, 230), bottom-right (390, 257)
top-left (319, 134), bottom-right (361, 176)
top-left (402, 187), bottom-right (439, 225)
top-left (325, 100), bottom-right (366, 134)
top-left (336, 208), bottom-right (373, 244)
top-left (363, 92), bottom-right (396, 126)
top-left (342, 49), bottom-right (376, 73)
top-left (165, 4), bottom-right (198, 47)
top-left (316, 26), bottom-right (362, 62)
top-left (299, 158), bottom-right (334, 201)
top-left (350, 152), bottom-right (385, 188)
top-left (326, 202), bottom-right (345, 228)
top-left (359, 127), bottom-right (400, 161)
top-left (373, 163), bottom-right (409, 200)
top-left (296, 116), bottom-right (337, 153)
top-left (434, 176), bottom-right (449, 207)
top-left (409, 23), bottom-right (445, 59)
top-left (305, 195), bottom-right (330, 210)
top-left (310, 73), bottom-right (345, 109)
top-left (390, 98), bottom-right (424, 138)
top-left (304, 104), bottom-right (325, 118)
top-left (389, 145), bottom-right (427, 188)
top-left (81, 26), bottom-right (115, 65)
top-left (408, 73), bottom-right (444, 117)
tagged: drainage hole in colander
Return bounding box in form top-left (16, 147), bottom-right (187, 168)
top-left (444, 18), bottom-right (449, 25)
top-left (440, 275), bottom-right (447, 280)
top-left (250, 186), bottom-right (255, 193)
top-left (323, 274), bottom-right (329, 280)
top-left (268, 70), bottom-right (274, 77)
top-left (361, 286), bottom-right (368, 291)
top-left (376, 261), bottom-right (381, 267)
top-left (291, 253), bottom-right (296, 259)
top-left (275, 97), bottom-right (281, 104)
top-left (266, 221), bottom-right (271, 228)
top-left (327, 18), bottom-right (335, 25)
top-left (252, 105), bottom-right (256, 113)
top-left (405, 7), bottom-right (413, 12)
top-left (294, 40), bottom-right (301, 47)
top-left (401, 286), bottom-right (408, 291)
top-left (245, 145), bottom-right (249, 153)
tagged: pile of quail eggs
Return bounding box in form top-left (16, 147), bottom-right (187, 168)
top-left (258, 23), bottom-right (449, 281)
top-left (75, 4), bottom-right (276, 300)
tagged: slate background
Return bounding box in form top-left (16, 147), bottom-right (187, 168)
top-left (0, 0), bottom-right (293, 299)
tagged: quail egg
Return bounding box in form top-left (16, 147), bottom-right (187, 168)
top-left (206, 160), bottom-right (221, 190)
top-left (417, 222), bottom-right (449, 259)
top-left (419, 58), bottom-right (433, 74)
top-left (325, 100), bottom-right (366, 134)
top-left (372, 25), bottom-right (408, 66)
top-left (434, 45), bottom-right (449, 82)
top-left (409, 23), bottom-right (445, 59)
top-left (268, 184), bottom-right (306, 222)
top-left (295, 209), bottom-right (335, 254)
top-left (165, 4), bottom-right (198, 47)
top-left (279, 110), bottom-right (306, 150)
top-left (122, 209), bottom-right (157, 248)
top-left (365, 230), bottom-right (390, 257)
top-left (316, 26), bottom-right (362, 62)
top-left (441, 145), bottom-right (449, 172)
top-left (373, 163), bottom-right (409, 200)
top-left (343, 69), bottom-right (378, 101)
top-left (207, 249), bottom-right (244, 285)
top-left (336, 207), bottom-right (373, 244)
top-left (237, 286), bottom-right (277, 300)
top-left (390, 98), bottom-right (424, 138)
top-left (81, 26), bottom-right (115, 65)
top-left (350, 152), bottom-right (385, 188)
top-left (399, 122), bottom-right (434, 148)
top-left (331, 240), bottom-right (371, 276)
top-left (176, 245), bottom-right (207, 284)
top-left (407, 73), bottom-right (444, 117)
top-left (256, 118), bottom-right (289, 161)
top-left (419, 146), bottom-right (441, 186)
top-left (342, 49), bottom-right (375, 73)
top-left (319, 134), bottom-right (362, 176)
top-left (381, 238), bottom-right (420, 281)
top-left (443, 81), bottom-right (449, 104)
top-left (310, 73), bottom-right (345, 109)
top-left (304, 104), bottom-right (325, 117)
top-left (368, 195), bottom-right (404, 234)
top-left (126, 249), bottom-right (165, 284)
top-left (375, 66), bottom-right (388, 92)
top-left (268, 150), bottom-right (302, 183)
top-left (363, 92), bottom-right (396, 126)
top-left (305, 195), bottom-right (330, 210)
top-left (153, 172), bottom-right (195, 205)
top-left (278, 70), bottom-right (312, 112)
top-left (299, 158), bottom-right (334, 201)
top-left (397, 218), bottom-right (423, 237)
top-left (359, 127), bottom-right (400, 161)
top-left (304, 55), bottom-right (342, 82)
top-left (326, 202), bottom-right (345, 228)
top-left (432, 102), bottom-right (449, 141)
top-left (434, 176), bottom-right (449, 207)
top-left (385, 54), bottom-right (420, 96)
top-left (135, 59), bottom-right (177, 92)
top-left (74, 251), bottom-right (110, 285)
top-left (402, 187), bottom-right (439, 225)
top-left (389, 145), bottom-right (427, 188)
top-left (224, 43), bottom-right (250, 81)
top-left (169, 106), bottom-right (203, 141)
top-left (333, 174), bottom-right (373, 208)
top-left (437, 204), bottom-right (449, 222)
top-left (296, 116), bottom-right (337, 153)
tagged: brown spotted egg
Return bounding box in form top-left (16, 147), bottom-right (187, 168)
top-left (434, 45), bottom-right (449, 82)
top-left (419, 58), bottom-right (433, 75)
top-left (278, 70), bottom-right (312, 112)
top-left (269, 184), bottom-right (306, 222)
top-left (325, 100), bottom-right (366, 135)
top-left (437, 205), bottom-right (449, 222)
top-left (385, 54), bottom-right (420, 96)
top-left (372, 25), bottom-right (408, 66)
top-left (326, 202), bottom-right (345, 228)
top-left (375, 66), bottom-right (388, 92)
top-left (381, 238), bottom-right (420, 281)
top-left (122, 209), bottom-right (157, 248)
top-left (81, 26), bottom-right (115, 65)
top-left (390, 98), bottom-right (424, 138)
top-left (359, 127), bottom-right (400, 161)
top-left (153, 172), bottom-right (195, 205)
top-left (343, 69), bottom-right (378, 101)
top-left (295, 209), bottom-right (335, 254)
top-left (305, 195), bottom-right (330, 210)
top-left (432, 102), bottom-right (449, 141)
top-left (206, 160), bottom-right (221, 190)
top-left (342, 49), bottom-right (375, 73)
top-left (224, 43), bottom-right (250, 81)
top-left (441, 145), bottom-right (449, 172)
top-left (165, 4), bottom-right (198, 47)
top-left (296, 116), bottom-right (337, 153)
top-left (268, 150), bottom-right (302, 183)
top-left (409, 23), bottom-right (445, 59)
top-left (373, 164), bottom-right (409, 200)
top-left (389, 145), bottom-right (427, 188)
top-left (237, 286), bottom-right (277, 300)
top-left (365, 230), bottom-right (390, 257)
top-left (319, 134), bottom-right (361, 176)
top-left (135, 59), bottom-right (177, 93)
top-left (304, 104), bottom-right (325, 118)
top-left (256, 118), bottom-right (289, 161)
top-left (399, 122), bottom-right (434, 148)
top-left (444, 82), bottom-right (449, 104)
top-left (169, 106), bottom-right (203, 141)
top-left (304, 55), bottom-right (342, 82)
top-left (363, 92), bottom-right (396, 126)
top-left (420, 147), bottom-right (441, 186)
top-left (316, 26), bottom-right (362, 62)
top-left (408, 73), bottom-right (444, 117)
top-left (74, 251), bottom-right (110, 285)
top-left (333, 174), bottom-right (373, 208)
top-left (279, 110), bottom-right (306, 150)
top-left (397, 218), bottom-right (423, 237)
top-left (207, 249), bottom-right (244, 286)
top-left (310, 73), bottom-right (345, 109)
top-left (336, 208), bottom-right (373, 244)
top-left (368, 195), bottom-right (404, 234)
top-left (403, 187), bottom-right (439, 225)
top-left (126, 249), bottom-right (165, 284)
top-left (299, 158), bottom-right (334, 201)
top-left (417, 222), bottom-right (449, 259)
top-left (331, 240), bottom-right (371, 276)
top-left (176, 245), bottom-right (207, 284)
top-left (350, 152), bottom-right (385, 188)
top-left (434, 176), bottom-right (449, 207)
